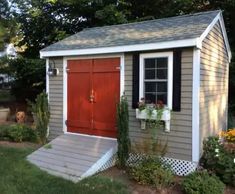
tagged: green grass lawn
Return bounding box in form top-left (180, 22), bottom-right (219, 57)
top-left (0, 145), bottom-right (129, 194)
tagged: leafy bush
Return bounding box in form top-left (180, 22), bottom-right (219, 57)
top-left (130, 157), bottom-right (173, 188)
top-left (182, 171), bottom-right (225, 194)
top-left (28, 91), bottom-right (50, 144)
top-left (0, 125), bottom-right (9, 139)
top-left (0, 124), bottom-right (37, 142)
top-left (200, 136), bottom-right (235, 186)
top-left (6, 57), bottom-right (45, 101)
top-left (117, 96), bottom-right (130, 168)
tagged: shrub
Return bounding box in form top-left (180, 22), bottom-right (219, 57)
top-left (0, 124), bottom-right (37, 142)
top-left (117, 96), bottom-right (130, 168)
top-left (182, 171), bottom-right (225, 194)
top-left (0, 125), bottom-right (10, 140)
top-left (28, 91), bottom-right (50, 144)
top-left (200, 136), bottom-right (235, 186)
top-left (130, 157), bottom-right (173, 188)
top-left (6, 57), bottom-right (45, 101)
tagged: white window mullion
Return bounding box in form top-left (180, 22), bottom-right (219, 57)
top-left (139, 52), bottom-right (173, 109)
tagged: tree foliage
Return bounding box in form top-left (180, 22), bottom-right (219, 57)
top-left (0, 0), bottom-right (17, 50)
top-left (1, 0), bottom-right (235, 108)
top-left (6, 57), bottom-right (45, 101)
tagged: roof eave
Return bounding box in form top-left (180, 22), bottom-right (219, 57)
top-left (40, 38), bottom-right (199, 58)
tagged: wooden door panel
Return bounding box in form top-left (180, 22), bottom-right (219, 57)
top-left (93, 58), bottom-right (120, 137)
top-left (67, 58), bottom-right (120, 138)
top-left (67, 59), bottom-right (92, 133)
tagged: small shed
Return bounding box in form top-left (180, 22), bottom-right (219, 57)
top-left (31, 10), bottom-right (231, 180)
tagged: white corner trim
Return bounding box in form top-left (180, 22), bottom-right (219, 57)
top-left (120, 54), bottom-right (125, 96)
top-left (46, 58), bottom-right (50, 137)
top-left (192, 48), bottom-right (200, 163)
top-left (46, 58), bottom-right (49, 97)
top-left (139, 52), bottom-right (173, 109)
top-left (199, 12), bottom-right (231, 62)
top-left (63, 57), bottom-right (67, 133)
top-left (40, 38), bottom-right (198, 58)
top-left (80, 144), bottom-right (117, 179)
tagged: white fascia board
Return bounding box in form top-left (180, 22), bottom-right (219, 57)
top-left (218, 14), bottom-right (232, 62)
top-left (199, 12), bottom-right (232, 62)
top-left (40, 38), bottom-right (198, 58)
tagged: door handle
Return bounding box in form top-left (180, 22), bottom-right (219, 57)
top-left (89, 90), bottom-right (96, 103)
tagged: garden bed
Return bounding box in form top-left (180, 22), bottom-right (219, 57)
top-left (99, 167), bottom-right (235, 194)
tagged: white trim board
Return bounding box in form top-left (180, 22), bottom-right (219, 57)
top-left (46, 59), bottom-right (50, 137)
top-left (192, 48), bottom-right (200, 163)
top-left (63, 57), bottom-right (67, 133)
top-left (40, 38), bottom-right (199, 58)
top-left (63, 54), bottom-right (124, 134)
top-left (46, 59), bottom-right (49, 98)
top-left (139, 52), bottom-right (173, 109)
top-left (198, 11), bottom-right (231, 62)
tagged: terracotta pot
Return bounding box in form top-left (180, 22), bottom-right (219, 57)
top-left (0, 108), bottom-right (10, 121)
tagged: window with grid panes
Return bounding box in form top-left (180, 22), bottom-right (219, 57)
top-left (144, 57), bottom-right (168, 104)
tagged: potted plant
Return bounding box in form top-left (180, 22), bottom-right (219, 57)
top-left (0, 107), bottom-right (10, 121)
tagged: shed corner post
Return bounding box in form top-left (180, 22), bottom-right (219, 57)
top-left (63, 57), bottom-right (68, 133)
top-left (192, 48), bottom-right (200, 163)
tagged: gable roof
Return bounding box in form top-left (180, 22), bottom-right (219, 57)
top-left (40, 10), bottom-right (231, 61)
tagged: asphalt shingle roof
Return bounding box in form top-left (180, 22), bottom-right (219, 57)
top-left (41, 10), bottom-right (220, 52)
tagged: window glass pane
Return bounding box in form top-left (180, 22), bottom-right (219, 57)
top-left (145, 69), bottom-right (155, 79)
top-left (145, 82), bottom-right (156, 92)
top-left (157, 58), bottom-right (168, 68)
top-left (145, 93), bottom-right (156, 104)
top-left (157, 69), bottom-right (167, 79)
top-left (157, 93), bottom-right (167, 104)
top-left (157, 82), bottom-right (167, 92)
top-left (145, 58), bottom-right (156, 68)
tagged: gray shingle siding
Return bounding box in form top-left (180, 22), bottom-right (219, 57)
top-left (125, 49), bottom-right (193, 161)
top-left (48, 58), bottom-right (64, 140)
top-left (199, 22), bottom-right (229, 155)
top-left (42, 10), bottom-right (220, 52)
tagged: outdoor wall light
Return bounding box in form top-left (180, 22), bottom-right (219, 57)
top-left (48, 60), bottom-right (59, 76)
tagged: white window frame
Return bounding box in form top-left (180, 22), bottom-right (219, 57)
top-left (139, 52), bottom-right (173, 109)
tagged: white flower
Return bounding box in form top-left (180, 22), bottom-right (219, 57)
top-left (234, 158), bottom-right (235, 163)
top-left (215, 154), bottom-right (219, 157)
top-left (215, 148), bottom-right (219, 153)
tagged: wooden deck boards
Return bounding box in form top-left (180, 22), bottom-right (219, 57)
top-left (27, 134), bottom-right (117, 182)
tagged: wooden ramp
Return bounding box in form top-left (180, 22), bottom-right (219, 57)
top-left (27, 134), bottom-right (117, 182)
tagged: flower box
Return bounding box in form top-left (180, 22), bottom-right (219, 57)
top-left (136, 108), bottom-right (171, 132)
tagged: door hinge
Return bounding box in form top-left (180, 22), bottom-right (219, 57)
top-left (66, 66), bottom-right (70, 72)
top-left (65, 120), bottom-right (68, 126)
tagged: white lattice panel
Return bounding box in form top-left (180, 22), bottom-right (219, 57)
top-left (97, 154), bottom-right (117, 173)
top-left (160, 157), bottom-right (197, 176)
top-left (127, 153), bottom-right (197, 176)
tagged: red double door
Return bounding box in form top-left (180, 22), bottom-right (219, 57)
top-left (67, 58), bottom-right (120, 138)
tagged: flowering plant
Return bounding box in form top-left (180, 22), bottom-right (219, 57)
top-left (220, 128), bottom-right (235, 143)
top-left (137, 98), bottom-right (165, 111)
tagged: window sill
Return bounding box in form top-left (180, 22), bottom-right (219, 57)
top-left (135, 108), bottom-right (171, 132)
